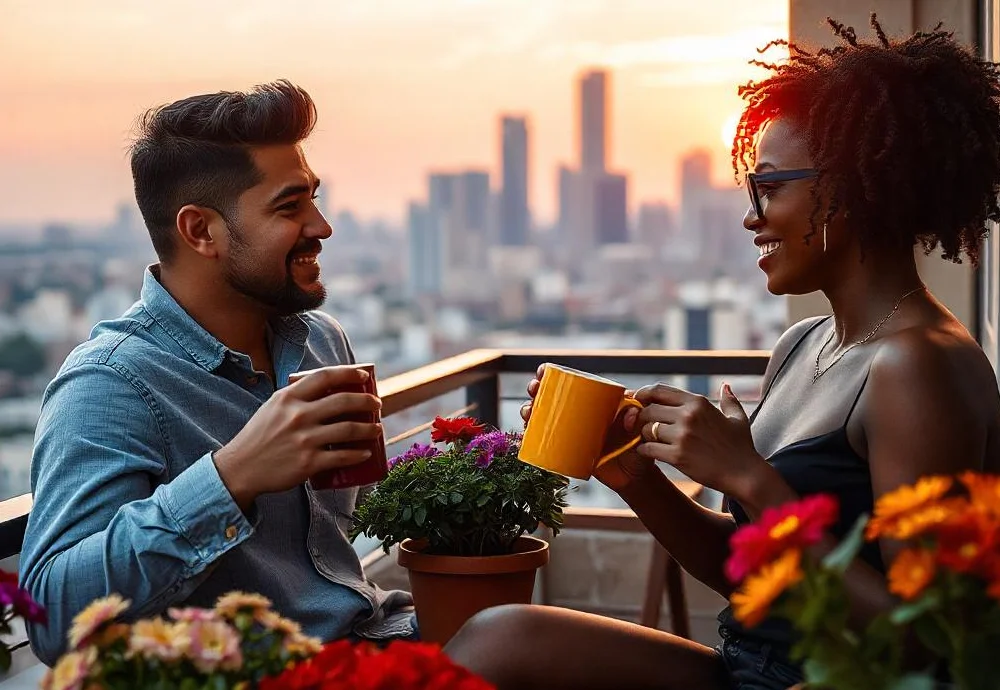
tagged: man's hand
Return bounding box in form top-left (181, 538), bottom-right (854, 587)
top-left (213, 366), bottom-right (383, 510)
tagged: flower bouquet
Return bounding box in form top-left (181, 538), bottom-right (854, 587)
top-left (0, 570), bottom-right (45, 672)
top-left (42, 591), bottom-right (323, 690)
top-left (726, 472), bottom-right (1000, 690)
top-left (350, 416), bottom-right (568, 642)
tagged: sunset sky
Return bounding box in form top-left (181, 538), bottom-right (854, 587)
top-left (0, 0), bottom-right (786, 228)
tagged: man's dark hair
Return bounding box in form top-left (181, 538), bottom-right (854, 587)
top-left (130, 79), bottom-right (317, 261)
top-left (733, 14), bottom-right (1000, 264)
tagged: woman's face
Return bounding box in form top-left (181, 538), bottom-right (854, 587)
top-left (743, 118), bottom-right (837, 295)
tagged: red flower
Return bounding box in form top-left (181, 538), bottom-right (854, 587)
top-left (935, 511), bottom-right (1000, 578)
top-left (261, 640), bottom-right (495, 690)
top-left (725, 494), bottom-right (839, 583)
top-left (430, 416), bottom-right (488, 444)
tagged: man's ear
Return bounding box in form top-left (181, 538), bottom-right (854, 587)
top-left (175, 205), bottom-right (227, 259)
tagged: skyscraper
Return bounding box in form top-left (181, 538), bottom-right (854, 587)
top-left (579, 70), bottom-right (607, 173)
top-left (594, 173), bottom-right (628, 245)
top-left (500, 116), bottom-right (529, 246)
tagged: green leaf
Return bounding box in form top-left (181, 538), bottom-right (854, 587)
top-left (414, 505), bottom-right (428, 526)
top-left (402, 505), bottom-right (412, 521)
top-left (822, 513), bottom-right (868, 574)
top-left (450, 492), bottom-right (464, 504)
top-left (889, 591), bottom-right (941, 625)
top-left (885, 672), bottom-right (935, 690)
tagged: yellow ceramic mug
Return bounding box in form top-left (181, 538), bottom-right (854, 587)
top-left (518, 364), bottom-right (643, 480)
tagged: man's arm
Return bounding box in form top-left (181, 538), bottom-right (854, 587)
top-left (19, 363), bottom-right (255, 665)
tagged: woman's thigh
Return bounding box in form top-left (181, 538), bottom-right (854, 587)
top-left (445, 604), bottom-right (730, 690)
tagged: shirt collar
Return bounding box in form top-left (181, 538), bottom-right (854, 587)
top-left (140, 265), bottom-right (310, 371)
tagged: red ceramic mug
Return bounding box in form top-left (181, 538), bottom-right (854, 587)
top-left (287, 363), bottom-right (388, 490)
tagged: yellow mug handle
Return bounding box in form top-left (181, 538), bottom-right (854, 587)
top-left (595, 397), bottom-right (644, 468)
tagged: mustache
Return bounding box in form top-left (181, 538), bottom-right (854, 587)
top-left (288, 241), bottom-right (322, 259)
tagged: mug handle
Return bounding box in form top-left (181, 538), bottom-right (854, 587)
top-left (595, 397), bottom-right (644, 468)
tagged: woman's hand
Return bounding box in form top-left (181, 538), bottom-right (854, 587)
top-left (632, 382), bottom-right (767, 500)
top-left (520, 365), bottom-right (653, 493)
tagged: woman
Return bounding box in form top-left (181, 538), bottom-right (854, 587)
top-left (445, 15), bottom-right (1000, 690)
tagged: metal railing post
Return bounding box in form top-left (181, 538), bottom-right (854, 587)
top-left (465, 374), bottom-right (500, 428)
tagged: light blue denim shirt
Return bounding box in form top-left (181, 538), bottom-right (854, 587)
top-left (19, 266), bottom-right (413, 665)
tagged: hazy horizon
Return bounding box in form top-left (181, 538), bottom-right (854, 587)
top-left (1, 0), bottom-right (786, 229)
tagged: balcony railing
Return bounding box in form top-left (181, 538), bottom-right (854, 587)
top-left (0, 349), bottom-right (770, 668)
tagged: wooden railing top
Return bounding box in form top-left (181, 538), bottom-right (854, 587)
top-left (0, 349), bottom-right (770, 559)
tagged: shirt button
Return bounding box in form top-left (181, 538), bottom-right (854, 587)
top-left (225, 525), bottom-right (238, 540)
top-left (246, 375), bottom-right (259, 386)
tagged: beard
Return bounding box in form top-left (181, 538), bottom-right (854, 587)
top-left (223, 222), bottom-right (327, 316)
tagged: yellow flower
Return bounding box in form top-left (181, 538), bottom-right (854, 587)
top-left (91, 623), bottom-right (131, 648)
top-left (888, 548), bottom-right (936, 600)
top-left (730, 550), bottom-right (803, 628)
top-left (128, 618), bottom-right (190, 662)
top-left (68, 595), bottom-right (130, 649)
top-left (284, 632), bottom-right (324, 657)
top-left (960, 472), bottom-right (1000, 518)
top-left (256, 609), bottom-right (302, 636)
top-left (866, 476), bottom-right (953, 540)
top-left (215, 591), bottom-right (273, 618)
top-left (42, 646), bottom-right (98, 690)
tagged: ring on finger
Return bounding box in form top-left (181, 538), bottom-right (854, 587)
top-left (650, 421), bottom-right (661, 441)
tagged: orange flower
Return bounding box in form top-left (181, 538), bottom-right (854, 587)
top-left (866, 476), bottom-right (953, 541)
top-left (960, 472), bottom-right (1000, 519)
top-left (887, 548), bottom-right (936, 600)
top-left (935, 511), bottom-right (999, 577)
top-left (730, 550), bottom-right (803, 628)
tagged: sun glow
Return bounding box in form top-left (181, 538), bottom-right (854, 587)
top-left (721, 111), bottom-right (741, 150)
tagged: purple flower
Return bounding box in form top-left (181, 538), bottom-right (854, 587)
top-left (11, 589), bottom-right (46, 624)
top-left (466, 431), bottom-right (521, 468)
top-left (388, 443), bottom-right (441, 469)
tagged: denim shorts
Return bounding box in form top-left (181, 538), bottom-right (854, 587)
top-left (715, 632), bottom-right (803, 690)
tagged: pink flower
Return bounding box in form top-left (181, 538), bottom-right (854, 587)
top-left (168, 607), bottom-right (221, 624)
top-left (186, 619), bottom-right (243, 673)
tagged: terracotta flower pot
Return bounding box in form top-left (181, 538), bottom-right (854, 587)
top-left (397, 535), bottom-right (550, 645)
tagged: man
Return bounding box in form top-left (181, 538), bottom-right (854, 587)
top-left (19, 80), bottom-right (414, 665)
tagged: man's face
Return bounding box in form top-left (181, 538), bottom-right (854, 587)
top-left (222, 145), bottom-right (332, 315)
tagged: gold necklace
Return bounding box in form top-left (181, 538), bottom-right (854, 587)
top-left (812, 285), bottom-right (926, 383)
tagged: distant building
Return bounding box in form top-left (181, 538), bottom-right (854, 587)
top-left (406, 202), bottom-right (441, 297)
top-left (594, 173), bottom-right (628, 245)
top-left (499, 116), bottom-right (529, 246)
top-left (579, 70), bottom-right (608, 173)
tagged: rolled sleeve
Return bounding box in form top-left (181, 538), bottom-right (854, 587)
top-left (162, 452), bottom-right (257, 562)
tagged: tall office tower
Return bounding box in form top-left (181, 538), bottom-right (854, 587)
top-left (406, 202), bottom-right (440, 297)
top-left (579, 70), bottom-right (608, 173)
top-left (594, 173), bottom-right (628, 245)
top-left (500, 116), bottom-right (529, 246)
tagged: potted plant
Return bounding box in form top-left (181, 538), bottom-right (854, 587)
top-left (725, 472), bottom-right (1000, 690)
top-left (350, 416), bottom-right (569, 644)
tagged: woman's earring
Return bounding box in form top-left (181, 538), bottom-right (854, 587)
top-left (822, 223), bottom-right (828, 252)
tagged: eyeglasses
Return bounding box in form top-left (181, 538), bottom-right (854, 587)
top-left (746, 168), bottom-right (817, 221)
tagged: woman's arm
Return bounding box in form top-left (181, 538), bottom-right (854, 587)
top-left (618, 471), bottom-right (738, 597)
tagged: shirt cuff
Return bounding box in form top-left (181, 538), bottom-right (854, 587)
top-left (162, 452), bottom-right (257, 565)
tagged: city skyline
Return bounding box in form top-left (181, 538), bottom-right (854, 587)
top-left (1, 0), bottom-right (785, 228)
